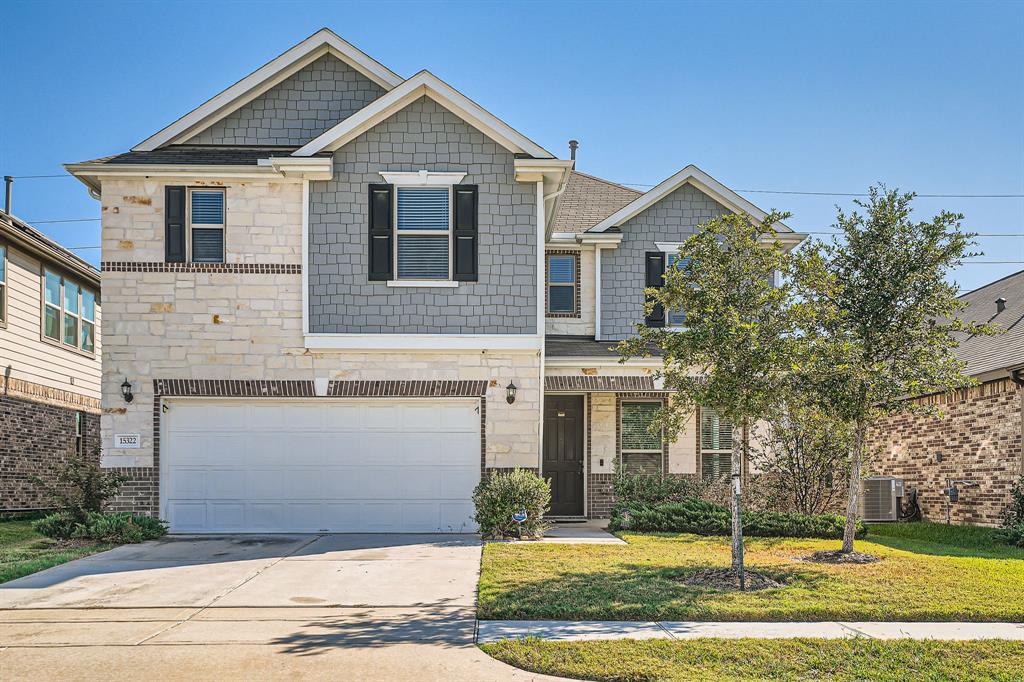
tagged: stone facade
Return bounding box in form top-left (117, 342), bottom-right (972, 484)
top-left (600, 183), bottom-right (729, 340)
top-left (308, 96), bottom-right (537, 334)
top-left (867, 378), bottom-right (1023, 526)
top-left (186, 54), bottom-right (385, 146)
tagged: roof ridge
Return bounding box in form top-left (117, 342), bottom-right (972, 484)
top-left (571, 170), bottom-right (644, 195)
top-left (957, 268), bottom-right (1024, 299)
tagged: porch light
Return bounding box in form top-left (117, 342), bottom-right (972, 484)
top-left (121, 378), bottom-right (134, 403)
top-left (506, 381), bottom-right (517, 405)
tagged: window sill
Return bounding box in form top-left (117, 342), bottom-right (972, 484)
top-left (386, 280), bottom-right (459, 288)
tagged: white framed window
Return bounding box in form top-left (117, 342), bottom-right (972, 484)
top-left (42, 268), bottom-right (96, 355)
top-left (188, 188), bottom-right (225, 263)
top-left (700, 407), bottom-right (734, 481)
top-left (547, 254), bottom-right (576, 315)
top-left (666, 253), bottom-right (688, 327)
top-left (620, 401), bottom-right (663, 455)
top-left (0, 244), bottom-right (6, 325)
top-left (394, 185), bottom-right (451, 280)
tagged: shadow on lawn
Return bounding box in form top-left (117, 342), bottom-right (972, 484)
top-left (864, 535), bottom-right (1024, 560)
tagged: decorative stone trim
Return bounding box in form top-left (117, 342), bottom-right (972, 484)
top-left (546, 375), bottom-right (659, 392)
top-left (102, 262), bottom-right (301, 274)
top-left (154, 379), bottom-right (314, 398)
top-left (328, 380), bottom-right (488, 397)
top-left (545, 250), bottom-right (582, 319)
top-left (1, 374), bottom-right (100, 412)
top-left (905, 377), bottom-right (1016, 406)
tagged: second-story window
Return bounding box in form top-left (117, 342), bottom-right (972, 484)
top-left (189, 189), bottom-right (225, 263)
top-left (665, 253), bottom-right (688, 326)
top-left (43, 269), bottom-right (96, 354)
top-left (547, 254), bottom-right (577, 315)
top-left (395, 186), bottom-right (450, 279)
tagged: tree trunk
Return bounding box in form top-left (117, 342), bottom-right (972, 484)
top-left (842, 421), bottom-right (866, 553)
top-left (732, 418), bottom-right (746, 589)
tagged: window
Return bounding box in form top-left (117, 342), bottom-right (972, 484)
top-left (700, 407), bottom-right (734, 481)
top-left (547, 254), bottom-right (576, 315)
top-left (75, 411), bottom-right (85, 456)
top-left (189, 189), bottom-right (225, 263)
top-left (621, 401), bottom-right (663, 454)
top-left (395, 186), bottom-right (450, 279)
top-left (42, 269), bottom-right (96, 354)
top-left (0, 244), bottom-right (6, 324)
top-left (665, 253), bottom-right (688, 326)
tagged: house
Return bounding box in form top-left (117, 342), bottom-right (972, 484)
top-left (0, 208), bottom-right (101, 513)
top-left (868, 270), bottom-right (1024, 526)
top-left (65, 28), bottom-right (803, 533)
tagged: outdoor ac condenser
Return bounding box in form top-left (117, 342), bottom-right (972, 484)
top-left (861, 476), bottom-right (904, 522)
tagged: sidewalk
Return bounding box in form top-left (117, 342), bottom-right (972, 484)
top-left (476, 620), bottom-right (1024, 643)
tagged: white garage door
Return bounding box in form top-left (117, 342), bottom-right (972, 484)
top-left (161, 399), bottom-right (481, 533)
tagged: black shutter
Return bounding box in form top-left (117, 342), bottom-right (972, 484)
top-left (452, 184), bottom-right (478, 281)
top-left (368, 184), bottom-right (393, 281)
top-left (165, 186), bottom-right (186, 263)
top-left (644, 251), bottom-right (666, 327)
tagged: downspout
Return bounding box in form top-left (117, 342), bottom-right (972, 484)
top-left (1011, 369), bottom-right (1024, 476)
top-left (537, 180), bottom-right (547, 476)
top-left (594, 245), bottom-right (603, 341)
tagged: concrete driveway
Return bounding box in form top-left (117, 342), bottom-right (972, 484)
top-left (0, 535), bottom-right (560, 681)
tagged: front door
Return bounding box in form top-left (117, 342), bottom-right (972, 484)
top-left (543, 395), bottom-right (584, 516)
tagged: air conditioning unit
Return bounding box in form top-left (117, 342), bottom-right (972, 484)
top-left (861, 476), bottom-right (904, 522)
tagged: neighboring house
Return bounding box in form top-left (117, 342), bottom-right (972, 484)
top-left (868, 270), bottom-right (1024, 526)
top-left (65, 29), bottom-right (803, 532)
top-left (0, 209), bottom-right (102, 512)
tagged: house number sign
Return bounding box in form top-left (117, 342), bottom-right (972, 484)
top-left (114, 434), bottom-right (141, 449)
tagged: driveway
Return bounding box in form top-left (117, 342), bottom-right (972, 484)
top-left (0, 534), bottom-right (560, 681)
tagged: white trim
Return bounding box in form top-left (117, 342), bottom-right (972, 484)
top-left (380, 170), bottom-right (466, 186)
top-left (594, 245), bottom-right (603, 340)
top-left (134, 29), bottom-right (403, 151)
top-left (536, 180), bottom-right (547, 472)
top-left (386, 279), bottom-right (459, 288)
top-left (64, 163), bottom-right (305, 194)
top-left (589, 165), bottom-right (796, 234)
top-left (301, 180), bottom-right (310, 335)
top-left (293, 71), bottom-right (553, 159)
top-left (304, 333), bottom-right (542, 352)
top-left (393, 183), bottom-right (454, 282)
top-left (577, 232), bottom-right (623, 245)
top-left (258, 157), bottom-right (334, 180)
top-left (655, 242), bottom-right (684, 252)
top-left (544, 357), bottom-right (663, 368)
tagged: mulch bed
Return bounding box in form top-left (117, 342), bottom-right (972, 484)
top-left (678, 567), bottom-right (787, 591)
top-left (802, 549), bottom-right (880, 564)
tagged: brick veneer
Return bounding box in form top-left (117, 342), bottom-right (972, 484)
top-left (102, 262), bottom-right (300, 274)
top-left (1, 394), bottom-right (100, 511)
top-left (867, 377), bottom-right (1023, 526)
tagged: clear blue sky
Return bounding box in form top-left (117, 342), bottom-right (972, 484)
top-left (3, 0), bottom-right (1022, 292)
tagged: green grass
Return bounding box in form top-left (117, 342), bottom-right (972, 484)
top-left (0, 518), bottom-right (109, 584)
top-left (481, 638), bottom-right (1024, 682)
top-left (479, 527), bottom-right (1024, 622)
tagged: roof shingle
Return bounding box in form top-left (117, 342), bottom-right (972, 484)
top-left (952, 269), bottom-right (1024, 376)
top-left (551, 171), bottom-right (642, 234)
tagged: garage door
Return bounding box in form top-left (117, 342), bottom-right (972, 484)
top-left (161, 399), bottom-right (481, 533)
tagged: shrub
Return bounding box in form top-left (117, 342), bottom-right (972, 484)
top-left (29, 451), bottom-right (128, 522)
top-left (996, 477), bottom-right (1024, 548)
top-left (611, 472), bottom-right (701, 513)
top-left (473, 469), bottom-right (551, 539)
top-left (32, 512), bottom-right (79, 540)
top-left (34, 511), bottom-right (167, 543)
top-left (610, 497), bottom-right (866, 540)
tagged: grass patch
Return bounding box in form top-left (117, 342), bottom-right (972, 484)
top-left (479, 531), bottom-right (1024, 621)
top-left (481, 638), bottom-right (1024, 682)
top-left (0, 518), bottom-right (110, 584)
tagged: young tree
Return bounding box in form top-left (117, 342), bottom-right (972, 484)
top-left (797, 186), bottom-right (995, 553)
top-left (621, 210), bottom-right (806, 589)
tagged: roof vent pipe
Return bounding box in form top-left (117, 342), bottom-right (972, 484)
top-left (996, 297), bottom-right (1007, 313)
top-left (568, 140), bottom-right (579, 161)
top-left (4, 176), bottom-right (11, 214)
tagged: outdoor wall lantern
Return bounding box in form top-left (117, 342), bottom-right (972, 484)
top-left (506, 381), bottom-right (517, 405)
top-left (121, 378), bottom-right (134, 403)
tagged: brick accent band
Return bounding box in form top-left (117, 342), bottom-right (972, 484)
top-left (155, 379), bottom-right (314, 398)
top-left (329, 380), bottom-right (488, 397)
top-left (545, 375), bottom-right (659, 392)
top-left (1, 374), bottom-right (100, 412)
top-left (102, 262), bottom-right (301, 274)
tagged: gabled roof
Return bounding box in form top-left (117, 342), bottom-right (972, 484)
top-left (588, 164), bottom-right (796, 234)
top-left (292, 70), bottom-right (553, 159)
top-left (133, 28), bottom-right (403, 152)
top-left (551, 171), bottom-right (643, 234)
top-left (952, 269), bottom-right (1024, 376)
top-left (75, 146), bottom-right (330, 166)
top-left (0, 210), bottom-right (100, 287)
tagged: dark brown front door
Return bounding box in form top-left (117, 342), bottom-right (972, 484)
top-left (543, 395), bottom-right (584, 516)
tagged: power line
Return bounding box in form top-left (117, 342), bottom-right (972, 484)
top-left (616, 182), bottom-right (1024, 198)
top-left (25, 218), bottom-right (100, 224)
top-left (8, 174), bottom-right (73, 179)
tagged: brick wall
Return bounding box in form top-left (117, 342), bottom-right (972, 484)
top-left (1, 394), bottom-right (100, 511)
top-left (867, 378), bottom-right (1023, 526)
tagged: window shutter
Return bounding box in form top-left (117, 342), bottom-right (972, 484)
top-left (644, 251), bottom-right (665, 327)
top-left (368, 184), bottom-right (393, 281)
top-left (165, 186), bottom-right (186, 263)
top-left (452, 184), bottom-right (478, 281)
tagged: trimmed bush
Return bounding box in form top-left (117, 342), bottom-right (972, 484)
top-left (34, 512), bottom-right (167, 543)
top-left (610, 497), bottom-right (866, 540)
top-left (473, 469), bottom-right (551, 539)
top-left (996, 477), bottom-right (1024, 548)
top-left (611, 472), bottom-right (701, 513)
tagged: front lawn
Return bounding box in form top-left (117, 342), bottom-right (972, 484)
top-left (481, 638), bottom-right (1024, 682)
top-left (478, 523), bottom-right (1024, 621)
top-left (0, 518), bottom-right (110, 584)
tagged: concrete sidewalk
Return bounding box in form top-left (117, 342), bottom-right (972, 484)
top-left (477, 620), bottom-right (1024, 643)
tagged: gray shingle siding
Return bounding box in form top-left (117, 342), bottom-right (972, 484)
top-left (600, 183), bottom-right (729, 340)
top-left (185, 55), bottom-right (385, 146)
top-left (308, 96), bottom-right (537, 334)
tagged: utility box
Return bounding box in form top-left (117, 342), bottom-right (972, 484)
top-left (861, 476), bottom-right (904, 522)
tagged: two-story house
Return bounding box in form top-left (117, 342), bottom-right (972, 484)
top-left (66, 29), bottom-right (803, 533)
top-left (1, 208), bottom-right (102, 512)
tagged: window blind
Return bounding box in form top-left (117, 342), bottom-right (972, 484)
top-left (700, 408), bottom-right (734, 451)
top-left (397, 187), bottom-right (449, 231)
top-left (397, 235), bottom-right (449, 279)
top-left (191, 191), bottom-right (225, 225)
top-left (192, 228), bottom-right (224, 263)
top-left (621, 402), bottom-right (662, 451)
